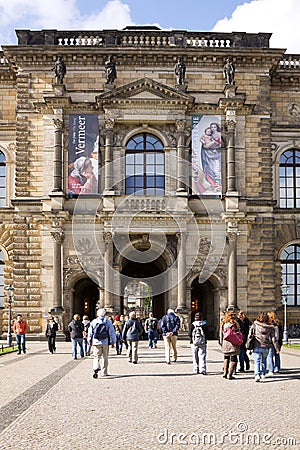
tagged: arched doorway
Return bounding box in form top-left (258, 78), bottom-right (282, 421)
top-left (191, 278), bottom-right (215, 338)
top-left (73, 278), bottom-right (99, 320)
top-left (121, 258), bottom-right (166, 319)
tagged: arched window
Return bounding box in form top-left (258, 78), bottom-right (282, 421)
top-left (0, 250), bottom-right (4, 308)
top-left (280, 244), bottom-right (300, 306)
top-left (125, 133), bottom-right (164, 196)
top-left (279, 149), bottom-right (300, 208)
top-left (0, 151), bottom-right (6, 207)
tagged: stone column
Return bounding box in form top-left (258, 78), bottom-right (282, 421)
top-left (53, 118), bottom-right (63, 192)
top-left (226, 116), bottom-right (236, 193)
top-left (176, 120), bottom-right (187, 192)
top-left (103, 231), bottom-right (114, 309)
top-left (98, 287), bottom-right (105, 309)
top-left (50, 227), bottom-right (65, 313)
top-left (104, 118), bottom-right (114, 193)
top-left (177, 232), bottom-right (187, 310)
top-left (226, 225), bottom-right (238, 309)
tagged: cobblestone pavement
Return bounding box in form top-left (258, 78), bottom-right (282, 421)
top-left (0, 340), bottom-right (299, 450)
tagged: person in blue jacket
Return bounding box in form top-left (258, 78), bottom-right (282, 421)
top-left (160, 309), bottom-right (181, 364)
top-left (122, 311), bottom-right (144, 364)
top-left (88, 308), bottom-right (116, 379)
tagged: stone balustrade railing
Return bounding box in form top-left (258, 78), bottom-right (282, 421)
top-left (0, 51), bottom-right (9, 66)
top-left (119, 197), bottom-right (167, 212)
top-left (279, 55), bottom-right (300, 69)
top-left (15, 28), bottom-right (272, 49)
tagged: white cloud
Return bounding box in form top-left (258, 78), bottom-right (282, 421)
top-left (0, 0), bottom-right (133, 44)
top-left (212, 0), bottom-right (300, 54)
top-left (81, 0), bottom-right (133, 29)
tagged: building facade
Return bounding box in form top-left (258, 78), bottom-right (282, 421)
top-left (0, 27), bottom-right (299, 338)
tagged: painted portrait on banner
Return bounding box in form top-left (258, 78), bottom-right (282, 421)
top-left (192, 115), bottom-right (222, 196)
top-left (68, 114), bottom-right (99, 196)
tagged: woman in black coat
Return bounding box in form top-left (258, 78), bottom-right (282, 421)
top-left (45, 317), bottom-right (59, 353)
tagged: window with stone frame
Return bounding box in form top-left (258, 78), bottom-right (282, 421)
top-left (0, 250), bottom-right (4, 308)
top-left (125, 133), bottom-right (164, 196)
top-left (279, 149), bottom-right (300, 208)
top-left (0, 151), bottom-right (6, 207)
top-left (280, 243), bottom-right (300, 306)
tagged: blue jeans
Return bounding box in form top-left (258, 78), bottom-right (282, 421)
top-left (148, 329), bottom-right (158, 348)
top-left (83, 338), bottom-right (91, 356)
top-left (191, 343), bottom-right (207, 373)
top-left (253, 347), bottom-right (269, 377)
top-left (71, 337), bottom-right (84, 359)
top-left (267, 347), bottom-right (281, 373)
top-left (239, 345), bottom-right (250, 370)
top-left (16, 334), bottom-right (26, 353)
top-left (116, 333), bottom-right (123, 354)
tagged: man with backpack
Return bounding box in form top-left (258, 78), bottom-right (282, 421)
top-left (88, 308), bottom-right (116, 378)
top-left (160, 308), bottom-right (181, 364)
top-left (144, 311), bottom-right (159, 349)
top-left (189, 312), bottom-right (209, 374)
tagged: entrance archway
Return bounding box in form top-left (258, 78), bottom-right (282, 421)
top-left (73, 278), bottom-right (99, 320)
top-left (191, 278), bottom-right (215, 338)
top-left (121, 258), bottom-right (166, 319)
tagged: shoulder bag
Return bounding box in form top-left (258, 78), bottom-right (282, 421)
top-left (245, 325), bottom-right (256, 351)
top-left (223, 326), bottom-right (244, 347)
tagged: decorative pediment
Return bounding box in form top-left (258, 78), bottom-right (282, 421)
top-left (96, 77), bottom-right (194, 106)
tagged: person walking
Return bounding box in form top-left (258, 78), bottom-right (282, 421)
top-left (88, 308), bottom-right (116, 378)
top-left (160, 309), bottom-right (181, 364)
top-left (68, 314), bottom-right (84, 360)
top-left (122, 311), bottom-right (143, 364)
top-left (237, 310), bottom-right (252, 372)
top-left (113, 314), bottom-right (124, 355)
top-left (189, 312), bottom-right (209, 374)
top-left (45, 316), bottom-right (59, 354)
top-left (220, 310), bottom-right (241, 380)
top-left (13, 314), bottom-right (28, 354)
top-left (82, 315), bottom-right (91, 356)
top-left (267, 311), bottom-right (283, 374)
top-left (144, 311), bottom-right (159, 349)
top-left (248, 312), bottom-right (280, 382)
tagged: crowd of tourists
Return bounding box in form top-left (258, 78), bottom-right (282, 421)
top-left (13, 306), bottom-right (284, 382)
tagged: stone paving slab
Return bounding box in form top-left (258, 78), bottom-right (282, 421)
top-left (0, 340), bottom-right (299, 450)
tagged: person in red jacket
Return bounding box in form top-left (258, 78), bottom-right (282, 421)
top-left (13, 314), bottom-right (28, 354)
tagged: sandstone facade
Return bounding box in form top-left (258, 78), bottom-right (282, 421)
top-left (0, 28), bottom-right (299, 338)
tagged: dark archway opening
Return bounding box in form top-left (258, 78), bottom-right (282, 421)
top-left (121, 257), bottom-right (166, 320)
top-left (73, 278), bottom-right (99, 321)
top-left (191, 278), bottom-right (215, 338)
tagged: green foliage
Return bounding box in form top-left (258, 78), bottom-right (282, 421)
top-left (282, 344), bottom-right (300, 350)
top-left (0, 345), bottom-right (17, 355)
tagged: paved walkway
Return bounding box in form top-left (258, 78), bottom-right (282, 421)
top-left (0, 340), bottom-right (299, 450)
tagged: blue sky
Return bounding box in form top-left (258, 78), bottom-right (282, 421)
top-left (0, 0), bottom-right (299, 53)
top-left (76, 0), bottom-right (250, 31)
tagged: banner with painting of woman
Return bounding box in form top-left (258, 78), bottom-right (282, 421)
top-left (68, 114), bottom-right (99, 197)
top-left (192, 115), bottom-right (222, 196)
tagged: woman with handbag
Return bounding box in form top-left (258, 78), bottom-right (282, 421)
top-left (219, 311), bottom-right (241, 380)
top-left (248, 312), bottom-right (280, 382)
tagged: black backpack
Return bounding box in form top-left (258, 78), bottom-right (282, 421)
top-left (73, 321), bottom-right (83, 334)
top-left (94, 322), bottom-right (109, 340)
top-left (148, 318), bottom-right (157, 330)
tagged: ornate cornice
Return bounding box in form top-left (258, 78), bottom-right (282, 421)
top-left (96, 77), bottom-right (195, 106)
